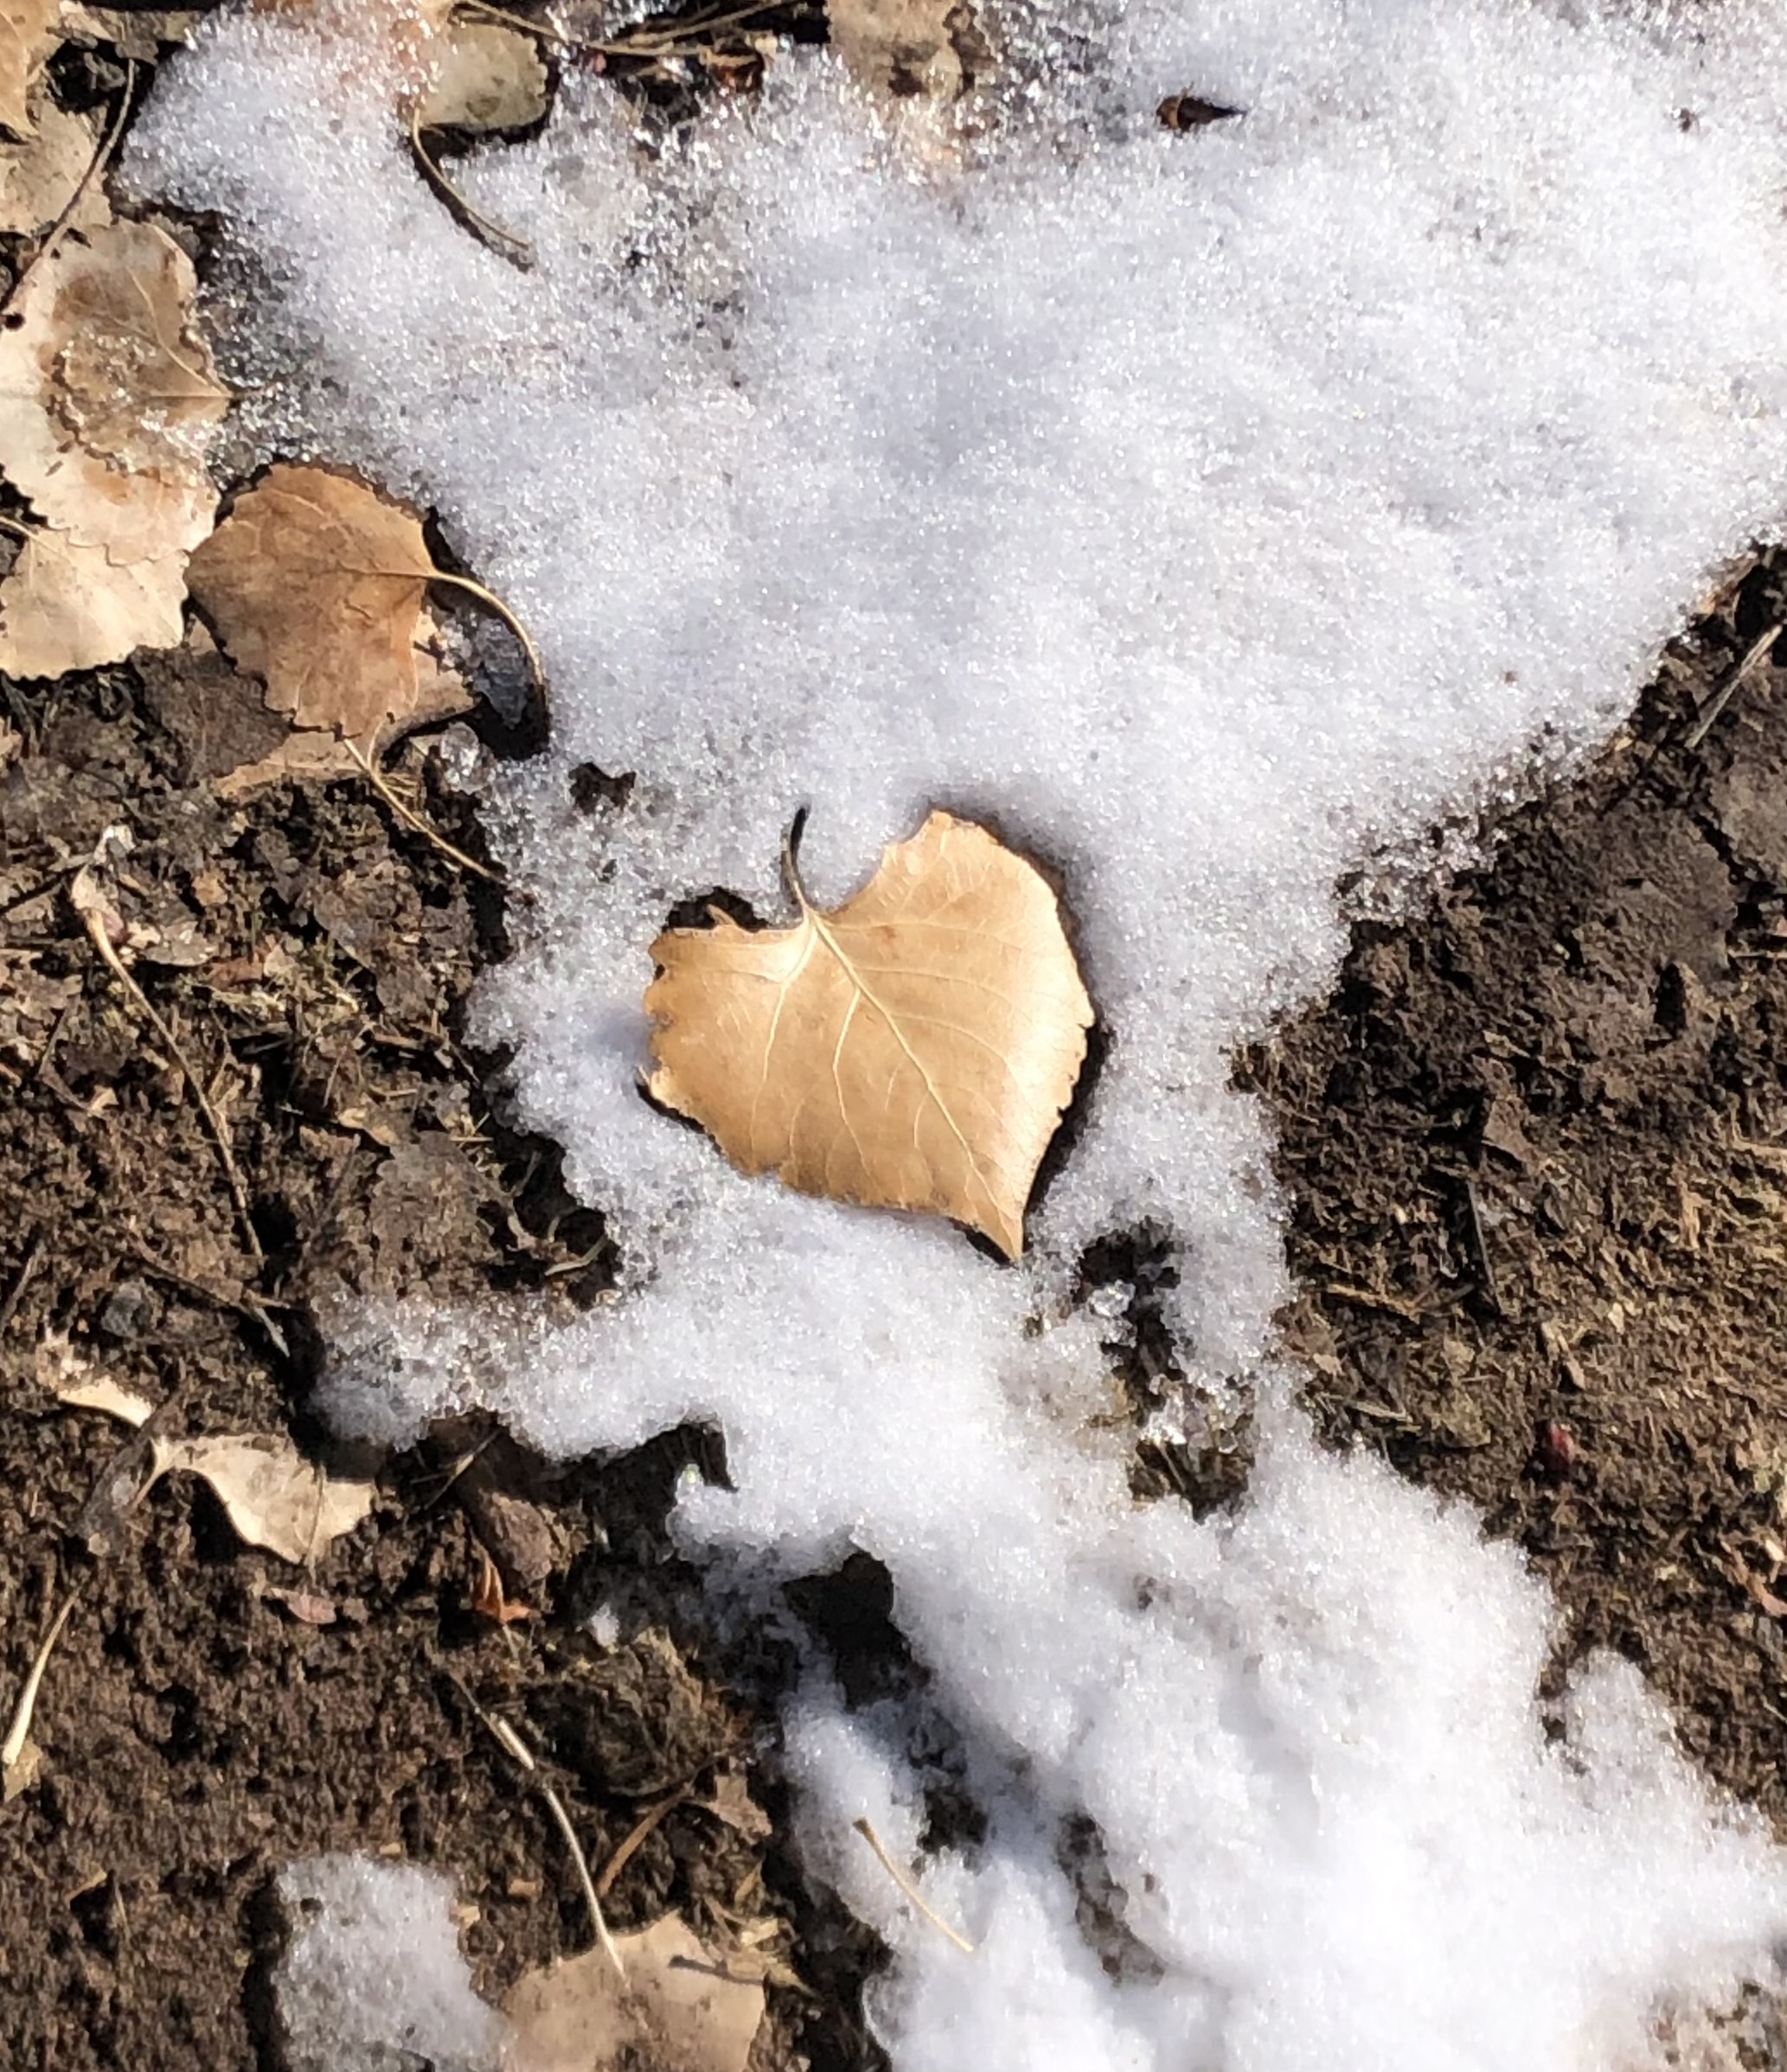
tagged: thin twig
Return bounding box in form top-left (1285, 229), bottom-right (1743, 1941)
top-left (596, 1786), bottom-right (692, 1897)
top-left (1686, 622), bottom-right (1782, 752)
top-left (1462, 1178), bottom-right (1503, 1316)
top-left (426, 568), bottom-right (548, 696)
top-left (451, 1677), bottom-right (624, 1976)
top-left (853, 1818), bottom-right (975, 1954)
top-left (0, 1229), bottom-right (43, 1337)
top-left (343, 739), bottom-right (507, 886)
top-left (408, 111), bottom-right (534, 265)
top-left (2, 1584), bottom-right (80, 1780)
top-left (0, 59), bottom-right (137, 324)
top-left (123, 1237), bottom-right (291, 1358)
top-left (78, 905), bottom-right (264, 1266)
top-left (455, 0), bottom-right (577, 48)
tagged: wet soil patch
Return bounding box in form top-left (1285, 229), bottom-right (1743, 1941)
top-left (1248, 547), bottom-right (1787, 1826)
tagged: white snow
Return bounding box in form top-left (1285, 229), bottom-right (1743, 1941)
top-left (129, 1), bottom-right (1787, 2066)
top-left (273, 1856), bottom-right (505, 2072)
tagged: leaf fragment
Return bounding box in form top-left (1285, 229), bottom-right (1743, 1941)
top-left (503, 1914), bottom-right (765, 2072)
top-left (61, 8), bottom-right (200, 62)
top-left (645, 810), bottom-right (1092, 1257)
top-left (0, 88), bottom-right (99, 235)
top-left (157, 1432), bottom-right (376, 1565)
top-left (186, 463), bottom-right (473, 758)
top-left (52, 1372), bottom-right (375, 1565)
top-left (827, 0), bottom-right (987, 105)
top-left (420, 17), bottom-right (548, 133)
top-left (0, 0), bottom-right (63, 138)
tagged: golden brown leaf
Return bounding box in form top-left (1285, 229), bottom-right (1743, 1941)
top-left (187, 463), bottom-right (471, 754)
top-left (503, 1915), bottom-right (765, 2072)
top-left (0, 0), bottom-right (63, 137)
top-left (0, 217), bottom-right (227, 675)
top-left (645, 810), bottom-right (1092, 1257)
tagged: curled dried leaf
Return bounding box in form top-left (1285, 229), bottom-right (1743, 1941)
top-left (187, 463), bottom-right (472, 757)
top-left (645, 810), bottom-right (1092, 1257)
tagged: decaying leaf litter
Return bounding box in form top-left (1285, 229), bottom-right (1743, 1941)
top-left (9, 0), bottom-right (1787, 2068)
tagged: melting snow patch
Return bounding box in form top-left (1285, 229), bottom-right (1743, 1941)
top-left (131, 0), bottom-right (1787, 2065)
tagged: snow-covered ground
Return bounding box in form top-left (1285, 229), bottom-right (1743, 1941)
top-left (132, 1), bottom-right (1787, 2063)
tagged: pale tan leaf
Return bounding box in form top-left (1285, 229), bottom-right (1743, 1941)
top-left (645, 810), bottom-right (1092, 1257)
top-left (157, 1433), bottom-right (375, 1564)
top-left (187, 464), bottom-right (464, 751)
top-left (0, 217), bottom-right (227, 544)
top-left (0, 534), bottom-right (189, 677)
top-left (213, 613), bottom-right (471, 794)
top-left (0, 88), bottom-right (99, 234)
top-left (0, 0), bottom-right (62, 137)
top-left (503, 1915), bottom-right (765, 2072)
top-left (420, 18), bottom-right (548, 132)
top-left (0, 216), bottom-right (224, 675)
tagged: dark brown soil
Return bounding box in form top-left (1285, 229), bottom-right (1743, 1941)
top-left (1247, 547), bottom-right (1787, 1827)
top-left (0, 655), bottom-right (882, 2072)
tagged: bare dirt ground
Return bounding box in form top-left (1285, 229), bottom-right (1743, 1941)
top-left (0, 658), bottom-right (881, 2071)
top-left (1250, 548), bottom-right (1787, 1829)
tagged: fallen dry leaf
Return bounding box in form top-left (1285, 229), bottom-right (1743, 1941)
top-left (645, 810), bottom-right (1092, 1257)
top-left (52, 1372), bottom-right (375, 1565)
top-left (0, 215), bottom-right (227, 675)
top-left (157, 1433), bottom-right (375, 1565)
top-left (0, 87), bottom-right (99, 234)
top-left (504, 1915), bottom-right (765, 2072)
top-left (51, 1366), bottom-right (158, 1428)
top-left (187, 463), bottom-right (473, 761)
top-left (420, 17), bottom-right (548, 132)
top-left (0, 0), bottom-right (63, 137)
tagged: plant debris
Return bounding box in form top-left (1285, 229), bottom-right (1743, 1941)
top-left (0, 215), bottom-right (227, 676)
top-left (184, 463), bottom-right (477, 779)
top-left (420, 15), bottom-right (548, 131)
top-left (645, 809), bottom-right (1092, 1257)
top-left (0, 0), bottom-right (66, 137)
top-left (53, 1364), bottom-right (376, 1565)
top-left (503, 1912), bottom-right (766, 2072)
